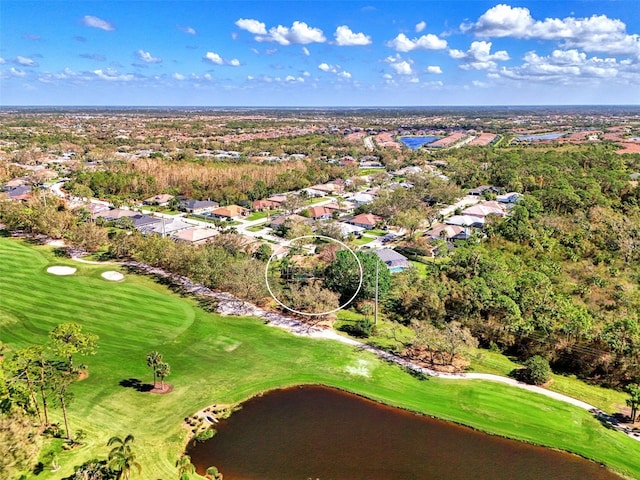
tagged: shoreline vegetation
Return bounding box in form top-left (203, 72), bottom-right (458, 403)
top-left (1, 238), bottom-right (640, 480)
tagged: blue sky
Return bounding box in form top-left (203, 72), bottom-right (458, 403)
top-left (1, 1), bottom-right (639, 106)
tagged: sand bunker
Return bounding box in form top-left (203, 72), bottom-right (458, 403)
top-left (47, 266), bottom-right (77, 276)
top-left (101, 271), bottom-right (124, 281)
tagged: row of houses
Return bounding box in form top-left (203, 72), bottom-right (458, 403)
top-left (92, 209), bottom-right (219, 245)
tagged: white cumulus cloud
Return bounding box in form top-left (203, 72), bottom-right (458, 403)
top-left (260, 21), bottom-right (326, 45)
top-left (334, 25), bottom-right (372, 46)
top-left (16, 56), bottom-right (37, 66)
top-left (449, 41), bottom-right (509, 70)
top-left (229, 58), bottom-right (241, 67)
top-left (387, 33), bottom-right (447, 52)
top-left (426, 65), bottom-right (443, 74)
top-left (498, 48), bottom-right (623, 84)
top-left (302, 47), bottom-right (310, 56)
top-left (391, 60), bottom-right (413, 75)
top-left (236, 18), bottom-right (267, 35)
top-left (172, 72), bottom-right (185, 80)
top-left (463, 4), bottom-right (640, 57)
top-left (238, 20), bottom-right (326, 45)
top-left (317, 62), bottom-right (351, 78)
top-left (82, 15), bottom-right (115, 31)
top-left (10, 67), bottom-right (26, 77)
top-left (92, 69), bottom-right (134, 81)
top-left (204, 52), bottom-right (224, 65)
top-left (137, 50), bottom-right (162, 64)
top-left (416, 21), bottom-right (426, 33)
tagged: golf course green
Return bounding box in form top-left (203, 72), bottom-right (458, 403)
top-left (1, 238), bottom-right (639, 479)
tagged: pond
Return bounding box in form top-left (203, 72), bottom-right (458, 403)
top-left (398, 136), bottom-right (440, 149)
top-left (188, 385), bottom-right (622, 480)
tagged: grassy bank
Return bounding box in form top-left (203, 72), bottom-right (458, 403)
top-left (1, 238), bottom-right (639, 480)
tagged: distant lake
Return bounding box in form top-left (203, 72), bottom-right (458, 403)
top-left (516, 133), bottom-right (566, 141)
top-left (188, 385), bottom-right (622, 480)
top-left (399, 136), bottom-right (440, 149)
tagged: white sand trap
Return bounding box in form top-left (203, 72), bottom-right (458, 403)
top-left (101, 271), bottom-right (124, 281)
top-left (47, 266), bottom-right (77, 276)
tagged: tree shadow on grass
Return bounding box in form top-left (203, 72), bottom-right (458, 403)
top-left (119, 378), bottom-right (153, 392)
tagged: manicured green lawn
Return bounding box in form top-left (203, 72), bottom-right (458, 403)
top-left (1, 239), bottom-right (639, 480)
top-left (351, 236), bottom-right (375, 246)
top-left (245, 223), bottom-right (268, 232)
top-left (468, 349), bottom-right (629, 413)
top-left (245, 211), bottom-right (267, 221)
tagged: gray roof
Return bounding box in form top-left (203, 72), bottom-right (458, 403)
top-left (179, 199), bottom-right (219, 210)
top-left (7, 185), bottom-right (31, 197)
top-left (132, 214), bottom-right (162, 228)
top-left (371, 248), bottom-right (409, 264)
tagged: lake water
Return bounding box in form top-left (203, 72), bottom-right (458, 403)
top-left (398, 136), bottom-right (440, 149)
top-left (188, 385), bottom-right (622, 480)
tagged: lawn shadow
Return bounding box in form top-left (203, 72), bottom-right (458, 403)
top-left (119, 378), bottom-right (153, 392)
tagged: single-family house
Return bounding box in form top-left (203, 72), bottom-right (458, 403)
top-left (445, 215), bottom-right (485, 228)
top-left (370, 249), bottom-right (410, 272)
top-left (349, 192), bottom-right (374, 206)
top-left (132, 214), bottom-right (162, 230)
top-left (93, 208), bottom-right (137, 222)
top-left (348, 213), bottom-right (383, 230)
top-left (139, 218), bottom-right (192, 236)
top-left (4, 185), bottom-right (32, 201)
top-left (307, 206), bottom-right (333, 220)
top-left (424, 224), bottom-right (470, 241)
top-left (468, 185), bottom-right (498, 196)
top-left (209, 205), bottom-right (249, 220)
top-left (302, 187), bottom-right (327, 198)
top-left (179, 199), bottom-right (219, 214)
top-left (462, 201), bottom-right (507, 218)
top-left (252, 199), bottom-right (280, 211)
top-left (269, 214), bottom-right (308, 229)
top-left (496, 192), bottom-right (521, 203)
top-left (337, 222), bottom-right (365, 237)
top-left (81, 203), bottom-right (110, 215)
top-left (267, 194), bottom-right (288, 204)
top-left (143, 194), bottom-right (174, 206)
top-left (310, 182), bottom-right (344, 195)
top-left (171, 227), bottom-right (219, 245)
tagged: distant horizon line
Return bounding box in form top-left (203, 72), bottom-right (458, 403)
top-left (2, 104), bottom-right (639, 110)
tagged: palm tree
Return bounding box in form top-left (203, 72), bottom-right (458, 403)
top-left (107, 434), bottom-right (142, 480)
top-left (176, 454), bottom-right (196, 480)
top-left (146, 351), bottom-right (162, 387)
top-left (155, 361), bottom-right (170, 389)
